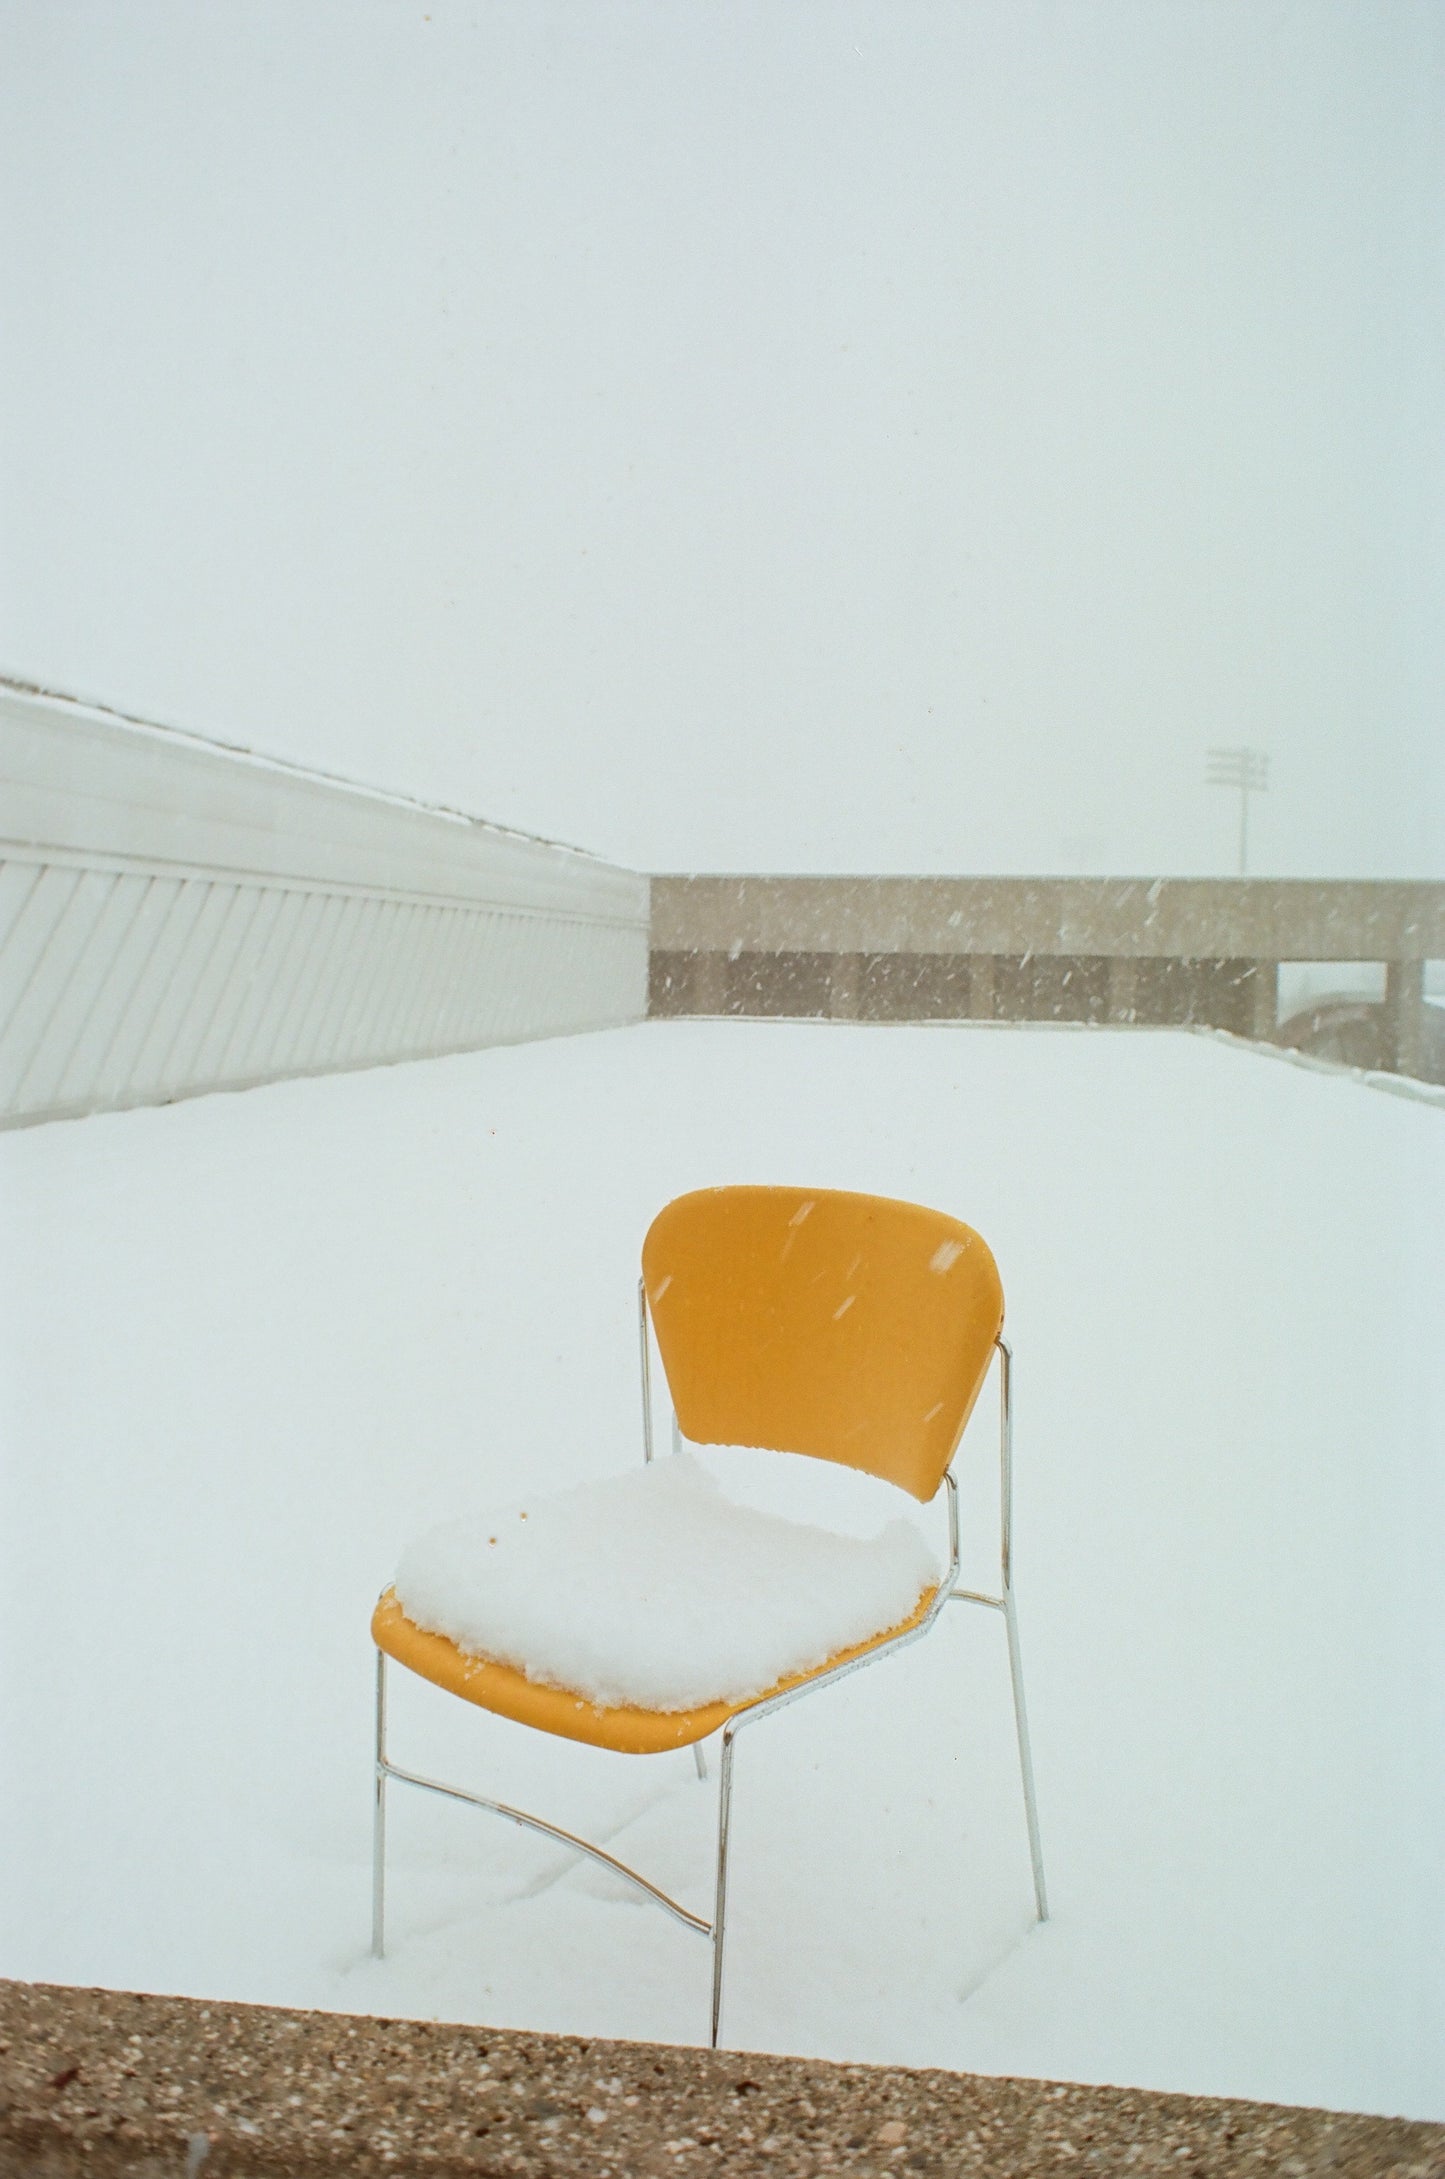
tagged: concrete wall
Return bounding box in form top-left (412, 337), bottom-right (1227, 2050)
top-left (652, 875), bottom-right (1445, 961)
top-left (0, 685), bottom-right (649, 1128)
top-left (650, 875), bottom-right (1445, 1079)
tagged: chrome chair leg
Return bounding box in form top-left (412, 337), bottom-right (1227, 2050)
top-left (996, 1336), bottom-right (1048, 1922)
top-left (372, 1649), bottom-right (388, 1958)
top-left (693, 1740), bottom-right (709, 1782)
top-left (1003, 1592), bottom-right (1048, 1920)
top-left (710, 1725), bottom-right (738, 2048)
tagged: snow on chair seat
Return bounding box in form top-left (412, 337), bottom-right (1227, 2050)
top-left (374, 1452), bottom-right (940, 1753)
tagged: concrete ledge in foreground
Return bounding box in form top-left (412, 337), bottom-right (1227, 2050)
top-left (2, 1982), bottom-right (1442, 2178)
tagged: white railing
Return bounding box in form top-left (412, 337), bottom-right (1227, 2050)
top-left (0, 685), bottom-right (649, 1128)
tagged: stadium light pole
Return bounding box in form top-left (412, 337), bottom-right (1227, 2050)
top-left (1205, 747), bottom-right (1269, 875)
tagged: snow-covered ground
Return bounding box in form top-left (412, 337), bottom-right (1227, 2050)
top-left (1, 1020), bottom-right (1441, 2121)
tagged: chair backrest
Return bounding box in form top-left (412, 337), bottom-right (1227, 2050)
top-left (641, 1186), bottom-right (1004, 1503)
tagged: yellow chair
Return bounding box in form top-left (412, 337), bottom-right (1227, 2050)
top-left (370, 1185), bottom-right (1047, 2046)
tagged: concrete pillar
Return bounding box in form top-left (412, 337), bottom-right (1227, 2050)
top-left (1247, 960), bottom-right (1278, 1041)
top-left (692, 950), bottom-right (729, 1015)
top-left (970, 955), bottom-right (996, 1020)
top-left (1384, 959), bottom-right (1425, 1078)
top-left (1106, 958), bottom-right (1138, 1024)
top-left (828, 953), bottom-right (861, 1020)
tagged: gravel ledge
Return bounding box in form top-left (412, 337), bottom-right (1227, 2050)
top-left (2, 1981), bottom-right (1440, 2179)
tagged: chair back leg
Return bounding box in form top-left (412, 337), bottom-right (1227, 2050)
top-left (1002, 1594), bottom-right (1048, 1921)
top-left (996, 1337), bottom-right (1048, 1923)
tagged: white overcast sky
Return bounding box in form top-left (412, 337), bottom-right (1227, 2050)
top-left (2, 1), bottom-right (1442, 877)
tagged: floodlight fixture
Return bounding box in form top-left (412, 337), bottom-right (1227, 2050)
top-left (1205, 746), bottom-right (1270, 875)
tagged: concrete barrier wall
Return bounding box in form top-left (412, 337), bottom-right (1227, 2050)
top-left (0, 685), bottom-right (649, 1128)
top-left (652, 874), bottom-right (1445, 962)
top-left (650, 874), bottom-right (1445, 1080)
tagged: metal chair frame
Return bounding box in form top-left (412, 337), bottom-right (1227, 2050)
top-left (371, 1283), bottom-right (1047, 2048)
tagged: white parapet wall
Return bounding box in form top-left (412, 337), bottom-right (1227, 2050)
top-left (0, 684), bottom-right (650, 1128)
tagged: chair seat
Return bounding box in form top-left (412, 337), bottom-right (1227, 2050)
top-left (382, 1450), bottom-right (939, 1728)
top-left (371, 1583), bottom-right (937, 1755)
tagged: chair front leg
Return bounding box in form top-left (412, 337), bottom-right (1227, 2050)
top-left (372, 1648), bottom-right (388, 1958)
top-left (710, 1723), bottom-right (739, 2047)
